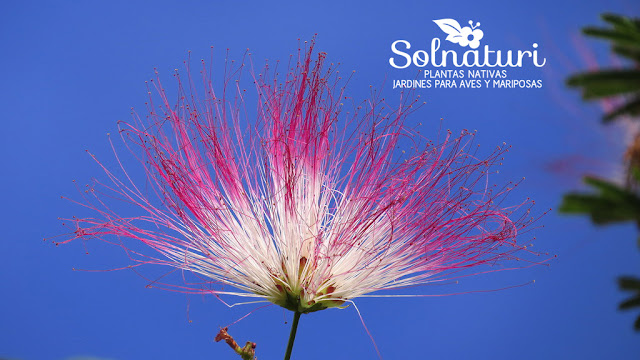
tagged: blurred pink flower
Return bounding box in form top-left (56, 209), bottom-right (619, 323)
top-left (61, 42), bottom-right (540, 313)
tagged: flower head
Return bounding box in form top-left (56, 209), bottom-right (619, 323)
top-left (62, 41), bottom-right (539, 314)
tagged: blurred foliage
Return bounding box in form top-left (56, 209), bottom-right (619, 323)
top-left (560, 174), bottom-right (640, 225)
top-left (560, 13), bottom-right (640, 332)
top-left (619, 276), bottom-right (640, 330)
top-left (566, 13), bottom-right (640, 122)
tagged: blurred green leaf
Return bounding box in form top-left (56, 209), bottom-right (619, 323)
top-left (583, 27), bottom-right (640, 49)
top-left (631, 166), bottom-right (640, 183)
top-left (612, 45), bottom-right (640, 62)
top-left (601, 13), bottom-right (640, 33)
top-left (559, 176), bottom-right (640, 225)
top-left (620, 295), bottom-right (640, 310)
top-left (582, 14), bottom-right (640, 49)
top-left (572, 14), bottom-right (640, 123)
top-left (566, 70), bottom-right (640, 99)
top-left (604, 96), bottom-right (640, 122)
top-left (619, 276), bottom-right (640, 291)
top-left (618, 276), bottom-right (640, 332)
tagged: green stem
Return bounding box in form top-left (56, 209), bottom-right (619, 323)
top-left (283, 311), bottom-right (302, 360)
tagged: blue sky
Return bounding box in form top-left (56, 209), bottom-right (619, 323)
top-left (1, 1), bottom-right (639, 359)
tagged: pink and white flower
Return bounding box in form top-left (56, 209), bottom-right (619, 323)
top-left (61, 42), bottom-right (540, 313)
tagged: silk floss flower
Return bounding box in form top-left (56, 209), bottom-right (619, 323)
top-left (59, 40), bottom-right (544, 359)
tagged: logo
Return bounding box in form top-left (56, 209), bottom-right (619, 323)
top-left (389, 18), bottom-right (546, 90)
top-left (433, 19), bottom-right (484, 49)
